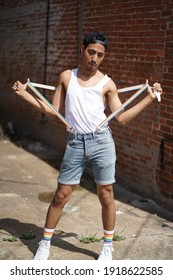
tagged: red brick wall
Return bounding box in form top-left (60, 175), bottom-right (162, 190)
top-left (156, 0), bottom-right (173, 208)
top-left (0, 0), bottom-right (172, 210)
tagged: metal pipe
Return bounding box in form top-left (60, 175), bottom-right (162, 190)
top-left (27, 81), bottom-right (73, 131)
top-left (96, 82), bottom-right (149, 131)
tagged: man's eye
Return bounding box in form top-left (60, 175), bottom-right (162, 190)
top-left (98, 53), bottom-right (104, 58)
top-left (88, 50), bottom-right (95, 55)
top-left (88, 50), bottom-right (104, 57)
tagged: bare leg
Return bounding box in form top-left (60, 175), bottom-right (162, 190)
top-left (96, 184), bottom-right (116, 259)
top-left (97, 184), bottom-right (116, 230)
top-left (45, 183), bottom-right (76, 229)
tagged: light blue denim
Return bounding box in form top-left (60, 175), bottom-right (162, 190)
top-left (58, 128), bottom-right (116, 185)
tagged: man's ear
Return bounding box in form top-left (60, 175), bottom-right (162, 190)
top-left (80, 45), bottom-right (85, 53)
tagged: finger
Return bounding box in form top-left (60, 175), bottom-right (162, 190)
top-left (154, 85), bottom-right (162, 93)
top-left (153, 82), bottom-right (161, 90)
top-left (12, 83), bottom-right (18, 89)
top-left (153, 82), bottom-right (160, 86)
top-left (148, 85), bottom-right (156, 99)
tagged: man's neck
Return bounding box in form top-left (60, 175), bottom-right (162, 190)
top-left (78, 67), bottom-right (98, 80)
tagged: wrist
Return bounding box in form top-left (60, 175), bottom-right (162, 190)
top-left (147, 92), bottom-right (156, 102)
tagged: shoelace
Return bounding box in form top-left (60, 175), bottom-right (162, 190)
top-left (38, 240), bottom-right (50, 250)
top-left (100, 245), bottom-right (114, 256)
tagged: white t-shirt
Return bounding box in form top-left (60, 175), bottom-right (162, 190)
top-left (65, 68), bottom-right (111, 133)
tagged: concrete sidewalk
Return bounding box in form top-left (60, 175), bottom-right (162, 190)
top-left (0, 135), bottom-right (173, 260)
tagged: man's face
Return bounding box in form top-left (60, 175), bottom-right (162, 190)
top-left (81, 43), bottom-right (106, 72)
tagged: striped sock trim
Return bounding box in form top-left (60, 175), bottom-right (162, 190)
top-left (103, 229), bottom-right (114, 244)
top-left (43, 228), bottom-right (55, 242)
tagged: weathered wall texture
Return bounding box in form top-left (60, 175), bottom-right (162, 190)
top-left (0, 0), bottom-right (172, 211)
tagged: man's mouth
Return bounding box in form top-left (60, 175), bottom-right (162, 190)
top-left (89, 62), bottom-right (97, 67)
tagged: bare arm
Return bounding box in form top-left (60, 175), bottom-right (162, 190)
top-left (52, 70), bottom-right (71, 111)
top-left (106, 80), bottom-right (163, 125)
top-left (12, 81), bottom-right (55, 117)
top-left (12, 71), bottom-right (69, 118)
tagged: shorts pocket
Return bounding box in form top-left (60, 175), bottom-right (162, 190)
top-left (67, 134), bottom-right (75, 145)
top-left (95, 131), bottom-right (113, 144)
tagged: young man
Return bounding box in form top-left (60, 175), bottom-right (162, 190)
top-left (12, 31), bottom-right (163, 260)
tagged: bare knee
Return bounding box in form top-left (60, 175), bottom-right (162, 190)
top-left (51, 191), bottom-right (67, 208)
top-left (97, 185), bottom-right (114, 208)
top-left (51, 184), bottom-right (74, 208)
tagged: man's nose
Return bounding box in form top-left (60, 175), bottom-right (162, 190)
top-left (91, 53), bottom-right (97, 61)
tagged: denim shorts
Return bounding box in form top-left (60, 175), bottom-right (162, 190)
top-left (58, 128), bottom-right (116, 185)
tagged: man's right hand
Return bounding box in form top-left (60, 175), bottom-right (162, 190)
top-left (12, 80), bottom-right (28, 96)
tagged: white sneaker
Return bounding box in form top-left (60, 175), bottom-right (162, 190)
top-left (98, 244), bottom-right (114, 260)
top-left (33, 240), bottom-right (50, 260)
